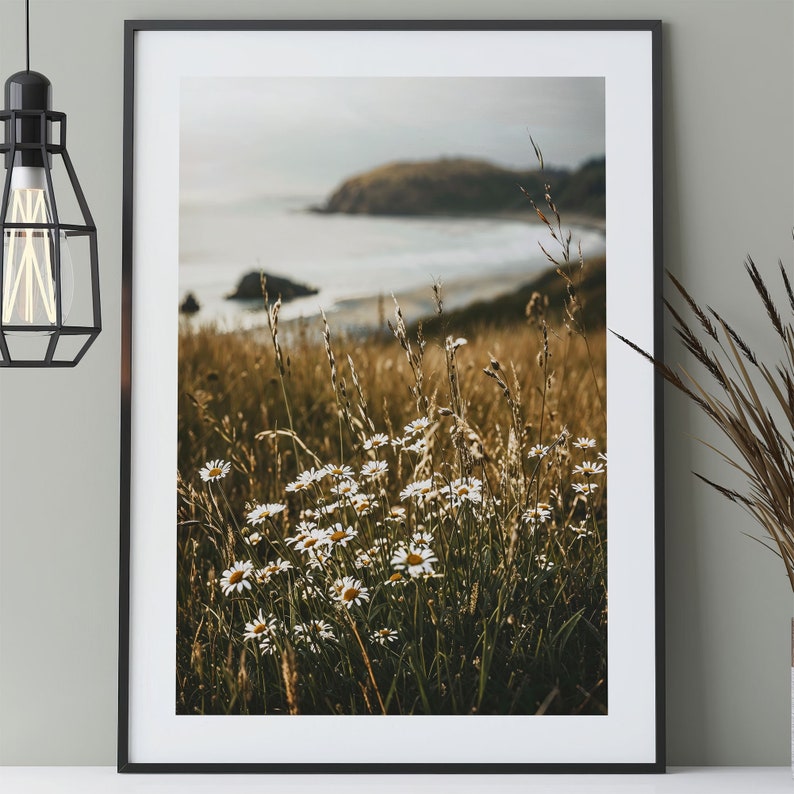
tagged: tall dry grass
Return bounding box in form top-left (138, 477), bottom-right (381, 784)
top-left (176, 301), bottom-right (608, 715)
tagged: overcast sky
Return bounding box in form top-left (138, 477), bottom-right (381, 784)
top-left (180, 77), bottom-right (604, 204)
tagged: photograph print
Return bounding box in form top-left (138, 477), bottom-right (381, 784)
top-left (175, 74), bottom-right (610, 718)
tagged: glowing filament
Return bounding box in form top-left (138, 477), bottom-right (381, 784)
top-left (2, 188), bottom-right (57, 324)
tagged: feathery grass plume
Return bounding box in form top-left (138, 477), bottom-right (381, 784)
top-left (520, 140), bottom-right (604, 418)
top-left (706, 306), bottom-right (758, 367)
top-left (618, 258), bottom-right (794, 590)
top-left (388, 296), bottom-right (427, 415)
top-left (779, 258), bottom-right (794, 314)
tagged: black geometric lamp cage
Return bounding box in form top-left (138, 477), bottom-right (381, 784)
top-left (0, 70), bottom-right (100, 367)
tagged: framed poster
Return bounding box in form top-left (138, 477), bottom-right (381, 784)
top-left (119, 20), bottom-right (663, 772)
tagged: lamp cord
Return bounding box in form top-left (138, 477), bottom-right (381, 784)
top-left (25, 0), bottom-right (30, 72)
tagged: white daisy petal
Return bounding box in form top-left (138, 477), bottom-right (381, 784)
top-left (199, 459), bottom-right (231, 482)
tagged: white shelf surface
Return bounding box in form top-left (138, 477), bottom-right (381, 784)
top-left (0, 767), bottom-right (792, 792)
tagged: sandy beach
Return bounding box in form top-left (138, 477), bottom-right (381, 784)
top-left (190, 268), bottom-right (537, 342)
top-left (314, 268), bottom-right (543, 331)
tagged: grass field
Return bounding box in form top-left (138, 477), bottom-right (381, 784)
top-left (175, 242), bottom-right (609, 715)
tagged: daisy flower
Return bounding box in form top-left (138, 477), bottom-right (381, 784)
top-left (391, 545), bottom-right (438, 577)
top-left (404, 417), bottom-right (431, 436)
top-left (444, 477), bottom-right (483, 505)
top-left (296, 579), bottom-right (324, 602)
top-left (405, 438), bottom-right (428, 454)
top-left (363, 433), bottom-right (390, 451)
top-left (570, 524), bottom-right (593, 539)
top-left (298, 467), bottom-right (324, 484)
top-left (304, 502), bottom-right (340, 519)
top-left (572, 482), bottom-right (599, 496)
top-left (258, 638), bottom-right (277, 656)
top-left (384, 572), bottom-right (406, 586)
top-left (219, 560), bottom-right (253, 596)
top-left (411, 530), bottom-right (434, 547)
top-left (351, 493), bottom-right (377, 516)
top-left (522, 506), bottom-right (552, 525)
top-left (294, 527), bottom-right (331, 554)
top-left (324, 463), bottom-right (354, 479)
top-left (244, 532), bottom-right (263, 546)
top-left (370, 628), bottom-right (398, 646)
top-left (327, 523), bottom-right (357, 547)
top-left (528, 445), bottom-right (549, 459)
top-left (355, 548), bottom-right (377, 568)
top-left (572, 437), bottom-right (597, 449)
top-left (386, 506), bottom-right (407, 522)
top-left (305, 549), bottom-right (333, 570)
top-left (361, 460), bottom-right (388, 478)
top-left (446, 336), bottom-right (467, 352)
top-left (331, 576), bottom-right (370, 609)
top-left (294, 620), bottom-right (337, 651)
top-left (573, 461), bottom-right (605, 476)
top-left (294, 620), bottom-right (336, 642)
top-left (400, 478), bottom-right (436, 501)
top-left (246, 502), bottom-right (286, 526)
top-left (284, 522), bottom-right (316, 547)
top-left (331, 479), bottom-right (359, 498)
top-left (254, 558), bottom-right (292, 584)
top-left (199, 459), bottom-right (230, 482)
top-left (243, 609), bottom-right (279, 641)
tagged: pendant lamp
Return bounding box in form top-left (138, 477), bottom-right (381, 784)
top-left (0, 0), bottom-right (99, 367)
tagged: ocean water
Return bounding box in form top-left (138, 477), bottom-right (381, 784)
top-left (179, 195), bottom-right (606, 331)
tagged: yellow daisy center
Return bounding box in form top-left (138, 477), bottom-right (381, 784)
top-left (379, 629), bottom-right (391, 637)
top-left (209, 467), bottom-right (222, 477)
top-left (304, 538), bottom-right (318, 549)
top-left (266, 565), bottom-right (278, 575)
top-left (343, 587), bottom-right (360, 602)
top-left (229, 570), bottom-right (244, 584)
top-left (406, 553), bottom-right (424, 566)
top-left (330, 530), bottom-right (347, 542)
top-left (253, 624), bottom-right (267, 634)
top-left (389, 573), bottom-right (403, 583)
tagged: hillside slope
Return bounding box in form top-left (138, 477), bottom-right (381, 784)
top-left (316, 157), bottom-right (605, 218)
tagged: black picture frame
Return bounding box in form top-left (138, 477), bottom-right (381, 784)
top-left (119, 19), bottom-right (664, 773)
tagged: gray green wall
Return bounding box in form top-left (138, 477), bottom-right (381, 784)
top-left (0, 0), bottom-right (792, 766)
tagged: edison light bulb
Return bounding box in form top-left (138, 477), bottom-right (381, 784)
top-left (2, 165), bottom-right (73, 329)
